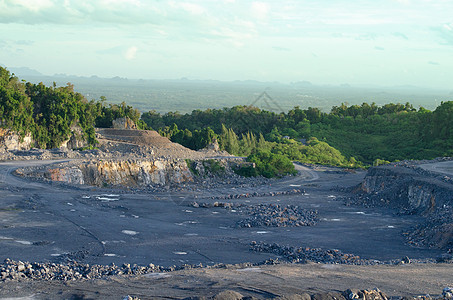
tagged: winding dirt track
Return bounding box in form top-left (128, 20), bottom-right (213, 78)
top-left (420, 160), bottom-right (453, 176)
top-left (0, 160), bottom-right (452, 299)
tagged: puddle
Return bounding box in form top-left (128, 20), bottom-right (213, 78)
top-left (96, 197), bottom-right (119, 202)
top-left (121, 230), bottom-right (138, 236)
top-left (0, 295), bottom-right (38, 300)
top-left (322, 218), bottom-right (341, 222)
top-left (173, 251), bottom-right (187, 255)
top-left (15, 240), bottom-right (32, 245)
top-left (321, 264), bottom-right (341, 270)
top-left (237, 267), bottom-right (262, 272)
top-left (183, 221), bottom-right (198, 224)
top-left (103, 240), bottom-right (126, 244)
top-left (143, 272), bottom-right (171, 279)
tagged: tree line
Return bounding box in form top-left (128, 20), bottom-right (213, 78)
top-left (1, 66), bottom-right (452, 174)
top-left (0, 67), bottom-right (142, 149)
top-left (141, 101), bottom-right (452, 164)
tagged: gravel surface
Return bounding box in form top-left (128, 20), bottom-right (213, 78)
top-left (249, 242), bottom-right (452, 266)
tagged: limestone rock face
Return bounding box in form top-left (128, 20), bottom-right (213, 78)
top-left (36, 159), bottom-right (193, 187)
top-left (112, 117), bottom-right (137, 130)
top-left (206, 139), bottom-right (220, 151)
top-left (0, 128), bottom-right (33, 150)
top-left (60, 123), bottom-right (88, 149)
top-left (47, 167), bottom-right (85, 185)
top-left (360, 166), bottom-right (451, 214)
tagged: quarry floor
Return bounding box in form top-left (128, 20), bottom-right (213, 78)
top-left (0, 160), bottom-right (451, 299)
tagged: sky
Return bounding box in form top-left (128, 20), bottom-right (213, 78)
top-left (0, 0), bottom-right (453, 89)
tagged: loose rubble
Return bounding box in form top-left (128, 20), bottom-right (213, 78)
top-left (345, 158), bottom-right (453, 252)
top-left (209, 189), bottom-right (305, 200)
top-left (0, 258), bottom-right (208, 282)
top-left (190, 202), bottom-right (318, 228)
top-left (236, 204), bottom-right (318, 228)
top-left (249, 242), bottom-right (449, 265)
top-left (1, 258), bottom-right (451, 300)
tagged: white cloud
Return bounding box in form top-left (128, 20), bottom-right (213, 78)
top-left (251, 2), bottom-right (269, 20)
top-left (13, 0), bottom-right (54, 12)
top-left (167, 1), bottom-right (206, 16)
top-left (394, 0), bottom-right (411, 4)
top-left (125, 46), bottom-right (137, 60)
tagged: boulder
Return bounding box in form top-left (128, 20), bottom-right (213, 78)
top-left (112, 117), bottom-right (137, 129)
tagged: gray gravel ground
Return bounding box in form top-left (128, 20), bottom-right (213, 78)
top-left (1, 159), bottom-right (452, 299)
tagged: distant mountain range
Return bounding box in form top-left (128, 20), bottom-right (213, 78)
top-left (2, 65), bottom-right (451, 114)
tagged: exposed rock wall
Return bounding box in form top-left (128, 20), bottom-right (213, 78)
top-left (350, 161), bottom-right (453, 250)
top-left (358, 166), bottom-right (452, 214)
top-left (112, 117), bottom-right (136, 129)
top-left (61, 123), bottom-right (88, 149)
top-left (28, 159), bottom-right (193, 187)
top-left (0, 128), bottom-right (33, 151)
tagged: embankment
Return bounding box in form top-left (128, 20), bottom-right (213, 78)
top-left (348, 159), bottom-right (453, 251)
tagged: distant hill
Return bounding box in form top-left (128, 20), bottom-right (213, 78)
top-left (5, 66), bottom-right (451, 114)
top-left (9, 67), bottom-right (43, 77)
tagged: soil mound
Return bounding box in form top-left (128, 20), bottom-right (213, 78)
top-left (96, 128), bottom-right (187, 150)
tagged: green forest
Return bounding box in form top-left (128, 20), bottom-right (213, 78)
top-left (1, 66), bottom-right (452, 177)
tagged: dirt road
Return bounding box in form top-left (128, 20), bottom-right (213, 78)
top-left (0, 160), bottom-right (451, 299)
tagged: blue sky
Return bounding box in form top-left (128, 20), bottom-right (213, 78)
top-left (1, 0), bottom-right (452, 88)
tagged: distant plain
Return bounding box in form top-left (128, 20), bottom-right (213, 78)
top-left (15, 72), bottom-right (453, 114)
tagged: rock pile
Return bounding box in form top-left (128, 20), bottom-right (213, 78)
top-left (0, 258), bottom-right (205, 282)
top-left (236, 204), bottom-right (318, 228)
top-left (181, 287), bottom-right (453, 300)
top-left (251, 242), bottom-right (365, 265)
top-left (210, 189), bottom-right (305, 200)
top-left (190, 202), bottom-right (318, 228)
top-left (346, 159), bottom-right (453, 252)
top-left (250, 242), bottom-right (447, 265)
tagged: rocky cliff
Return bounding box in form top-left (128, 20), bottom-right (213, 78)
top-left (23, 159), bottom-right (194, 187)
top-left (0, 128), bottom-right (33, 151)
top-left (358, 166), bottom-right (452, 214)
top-left (349, 160), bottom-right (453, 251)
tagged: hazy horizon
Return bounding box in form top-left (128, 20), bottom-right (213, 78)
top-left (1, 1), bottom-right (453, 90)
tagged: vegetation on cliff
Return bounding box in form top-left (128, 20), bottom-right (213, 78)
top-left (1, 66), bottom-right (452, 176)
top-left (142, 101), bottom-right (453, 164)
top-left (0, 67), bottom-right (142, 148)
